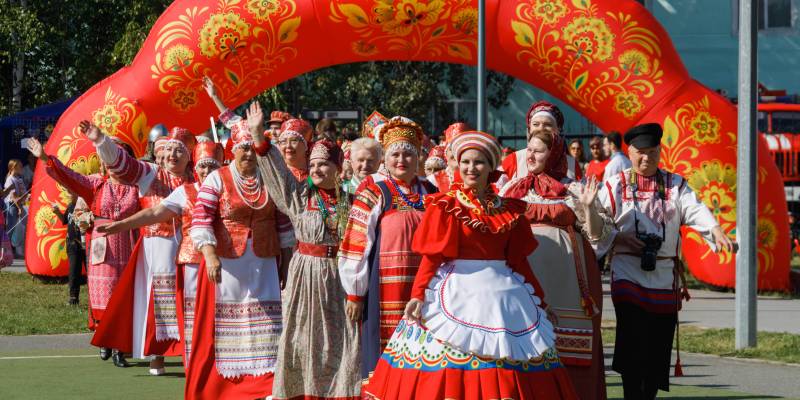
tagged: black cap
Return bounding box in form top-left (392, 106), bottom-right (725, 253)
top-left (624, 123), bottom-right (663, 148)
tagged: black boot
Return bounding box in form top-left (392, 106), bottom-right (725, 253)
top-left (99, 347), bottom-right (111, 361)
top-left (68, 295), bottom-right (79, 306)
top-left (112, 350), bottom-right (130, 368)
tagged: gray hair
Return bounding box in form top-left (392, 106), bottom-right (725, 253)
top-left (350, 137), bottom-right (383, 159)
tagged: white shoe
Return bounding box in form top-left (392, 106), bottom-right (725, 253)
top-left (148, 367), bottom-right (165, 376)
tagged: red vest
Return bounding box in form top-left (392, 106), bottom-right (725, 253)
top-left (177, 183), bottom-right (201, 265)
top-left (140, 168), bottom-right (189, 238)
top-left (213, 166), bottom-right (280, 259)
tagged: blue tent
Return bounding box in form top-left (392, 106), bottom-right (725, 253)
top-left (0, 98), bottom-right (75, 174)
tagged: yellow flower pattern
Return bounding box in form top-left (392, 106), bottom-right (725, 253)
top-left (689, 111), bottom-right (721, 144)
top-left (199, 12), bottom-right (252, 60)
top-left (533, 0), bottom-right (568, 25)
top-left (614, 91), bottom-right (643, 119)
top-left (375, 0), bottom-right (445, 36)
top-left (162, 44), bottom-right (194, 71)
top-left (618, 49), bottom-right (650, 76)
top-left (170, 87), bottom-right (199, 112)
top-left (687, 161), bottom-right (737, 224)
top-left (92, 104), bottom-right (122, 135)
top-left (562, 17), bottom-right (615, 63)
top-left (247, 0), bottom-right (279, 21)
top-left (451, 8), bottom-right (478, 35)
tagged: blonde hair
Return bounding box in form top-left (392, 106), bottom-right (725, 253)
top-left (6, 159), bottom-right (22, 177)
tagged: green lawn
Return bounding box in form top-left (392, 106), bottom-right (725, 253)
top-left (602, 320), bottom-right (800, 365)
top-left (0, 272), bottom-right (90, 335)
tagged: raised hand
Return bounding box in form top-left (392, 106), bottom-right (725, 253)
top-left (26, 138), bottom-right (48, 162)
top-left (202, 76), bottom-right (218, 99)
top-left (579, 176), bottom-right (600, 209)
top-left (246, 101), bottom-right (264, 133)
top-left (78, 120), bottom-right (103, 143)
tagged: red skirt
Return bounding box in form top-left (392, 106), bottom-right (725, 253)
top-left (90, 238), bottom-right (181, 356)
top-left (363, 319), bottom-right (578, 400)
top-left (184, 259), bottom-right (273, 400)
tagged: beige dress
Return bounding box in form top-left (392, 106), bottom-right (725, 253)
top-left (258, 145), bottom-right (361, 399)
top-left (506, 179), bottom-right (615, 400)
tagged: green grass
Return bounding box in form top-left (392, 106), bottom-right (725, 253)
top-left (0, 272), bottom-right (90, 335)
top-left (602, 320), bottom-right (800, 365)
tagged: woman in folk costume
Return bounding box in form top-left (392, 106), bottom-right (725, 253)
top-left (245, 101), bottom-right (361, 399)
top-left (501, 125), bottom-right (614, 399)
top-left (364, 131), bottom-right (577, 400)
top-left (96, 137), bottom-right (225, 371)
top-left (423, 144), bottom-right (446, 177)
top-left (185, 116), bottom-right (294, 400)
top-left (338, 118), bottom-right (438, 377)
top-left (499, 102), bottom-right (583, 188)
top-left (86, 121), bottom-right (194, 374)
top-left (26, 136), bottom-right (140, 367)
top-left (428, 122), bottom-right (470, 191)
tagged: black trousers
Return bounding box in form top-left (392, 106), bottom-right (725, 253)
top-left (67, 245), bottom-right (87, 298)
top-left (612, 301), bottom-right (677, 398)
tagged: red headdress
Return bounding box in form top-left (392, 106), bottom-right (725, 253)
top-left (526, 101), bottom-right (565, 133)
top-left (309, 139), bottom-right (344, 169)
top-left (425, 145), bottom-right (447, 170)
top-left (268, 111), bottom-right (292, 125)
top-left (279, 118), bottom-right (313, 144)
top-left (193, 137), bottom-right (224, 168)
top-left (228, 119), bottom-right (254, 151)
top-left (166, 126), bottom-right (197, 154)
top-left (154, 136), bottom-right (168, 154)
top-left (443, 122), bottom-right (471, 145)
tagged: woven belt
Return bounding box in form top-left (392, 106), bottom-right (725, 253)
top-left (297, 242), bottom-right (339, 258)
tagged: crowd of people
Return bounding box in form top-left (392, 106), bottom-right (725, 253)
top-left (14, 76), bottom-right (736, 400)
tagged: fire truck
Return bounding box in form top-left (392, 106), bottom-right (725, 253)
top-left (760, 98), bottom-right (800, 252)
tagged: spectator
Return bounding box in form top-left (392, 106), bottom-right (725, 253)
top-left (4, 159), bottom-right (28, 257)
top-left (585, 136), bottom-right (610, 182)
top-left (22, 153), bottom-right (37, 189)
top-left (602, 131), bottom-right (632, 182)
top-left (51, 194), bottom-right (87, 305)
top-left (568, 138), bottom-right (587, 169)
top-left (316, 118), bottom-right (338, 141)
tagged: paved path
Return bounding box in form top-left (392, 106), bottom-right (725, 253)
top-left (602, 280), bottom-right (800, 334)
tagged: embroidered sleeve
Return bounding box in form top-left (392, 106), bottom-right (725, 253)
top-left (337, 183), bottom-right (383, 301)
top-left (219, 108), bottom-right (242, 128)
top-left (45, 155), bottom-right (103, 205)
top-left (677, 177), bottom-right (719, 251)
top-left (567, 181), bottom-right (616, 256)
top-left (256, 144), bottom-right (307, 219)
top-left (94, 135), bottom-right (156, 195)
top-left (190, 171), bottom-right (222, 249)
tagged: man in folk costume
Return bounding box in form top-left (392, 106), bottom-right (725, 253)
top-left (96, 137), bottom-right (226, 372)
top-left (266, 110), bottom-right (292, 141)
top-left (339, 117), bottom-right (438, 377)
top-left (88, 122), bottom-right (195, 375)
top-left (499, 101), bottom-right (583, 188)
top-left (429, 122), bottom-right (470, 191)
top-left (599, 123), bottom-right (734, 399)
top-left (186, 119), bottom-right (295, 400)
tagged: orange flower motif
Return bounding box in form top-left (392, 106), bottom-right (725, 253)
top-left (247, 0), bottom-right (279, 21)
top-left (199, 12), bottom-right (252, 60)
top-left (375, 0), bottom-right (445, 36)
top-left (533, 0), bottom-right (567, 25)
top-left (619, 49), bottom-right (650, 76)
top-left (689, 111), bottom-right (721, 144)
top-left (170, 87), bottom-right (199, 112)
top-left (562, 16), bottom-right (615, 63)
top-left (93, 104), bottom-right (122, 134)
top-left (687, 161), bottom-right (737, 224)
top-left (614, 91), bottom-right (643, 119)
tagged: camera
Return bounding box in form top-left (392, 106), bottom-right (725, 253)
top-left (637, 233), bottom-right (663, 271)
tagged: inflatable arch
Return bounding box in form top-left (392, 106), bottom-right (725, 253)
top-left (26, 0), bottom-right (790, 290)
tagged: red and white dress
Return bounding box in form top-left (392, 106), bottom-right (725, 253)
top-left (338, 173), bottom-right (437, 376)
top-left (91, 136), bottom-right (187, 358)
top-left (185, 164), bottom-right (291, 400)
top-left (43, 155), bottom-right (140, 329)
top-left (364, 184), bottom-right (577, 399)
top-left (428, 167), bottom-right (455, 192)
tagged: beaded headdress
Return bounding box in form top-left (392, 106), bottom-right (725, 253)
top-left (378, 118), bottom-right (424, 153)
top-left (279, 118), bottom-right (313, 143)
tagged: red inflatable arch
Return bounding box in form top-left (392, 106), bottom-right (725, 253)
top-left (26, 0), bottom-right (789, 290)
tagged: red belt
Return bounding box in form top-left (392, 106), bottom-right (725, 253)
top-left (297, 242), bottom-right (339, 258)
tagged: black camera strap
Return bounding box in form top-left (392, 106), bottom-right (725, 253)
top-left (629, 168), bottom-right (667, 241)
